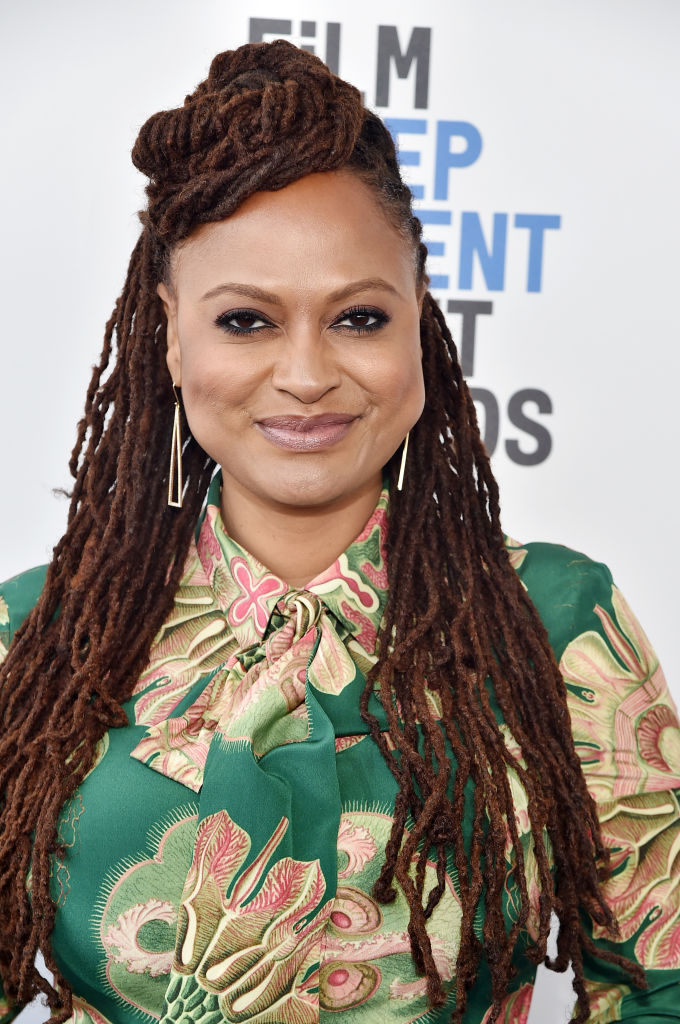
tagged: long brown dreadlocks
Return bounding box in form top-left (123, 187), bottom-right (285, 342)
top-left (0, 40), bottom-right (644, 1024)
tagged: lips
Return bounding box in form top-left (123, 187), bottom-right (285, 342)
top-left (255, 413), bottom-right (357, 451)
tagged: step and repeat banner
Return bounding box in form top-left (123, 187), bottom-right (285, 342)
top-left (1, 3), bottom-right (678, 1019)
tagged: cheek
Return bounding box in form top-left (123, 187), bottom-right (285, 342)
top-left (181, 372), bottom-right (231, 437)
top-left (390, 346), bottom-right (424, 400)
top-left (364, 332), bottom-right (425, 415)
top-left (179, 355), bottom-right (255, 463)
top-left (179, 344), bottom-right (262, 420)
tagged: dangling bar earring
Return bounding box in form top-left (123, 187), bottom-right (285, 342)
top-left (168, 383), bottom-right (183, 508)
top-left (396, 431), bottom-right (409, 491)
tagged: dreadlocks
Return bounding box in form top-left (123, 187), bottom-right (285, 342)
top-left (0, 39), bottom-right (644, 1024)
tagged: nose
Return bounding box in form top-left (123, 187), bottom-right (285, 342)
top-left (271, 330), bottom-right (341, 404)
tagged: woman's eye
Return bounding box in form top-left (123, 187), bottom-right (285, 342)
top-left (333, 307), bottom-right (390, 334)
top-left (215, 309), bottom-right (272, 335)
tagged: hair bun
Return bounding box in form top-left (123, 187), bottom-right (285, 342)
top-left (131, 40), bottom-right (365, 244)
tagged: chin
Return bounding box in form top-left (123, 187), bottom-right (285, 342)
top-left (251, 463), bottom-right (372, 510)
top-left (265, 476), bottom-right (349, 509)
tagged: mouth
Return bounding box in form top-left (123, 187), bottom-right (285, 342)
top-left (255, 413), bottom-right (358, 452)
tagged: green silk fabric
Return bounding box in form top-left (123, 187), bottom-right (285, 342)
top-left (1, 477), bottom-right (679, 1023)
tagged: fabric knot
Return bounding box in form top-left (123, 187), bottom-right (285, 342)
top-left (274, 590), bottom-right (325, 641)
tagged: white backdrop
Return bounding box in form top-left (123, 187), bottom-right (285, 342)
top-left (1, 2), bottom-right (678, 1022)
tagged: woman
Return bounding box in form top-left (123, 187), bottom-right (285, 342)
top-left (0, 39), bottom-right (678, 1024)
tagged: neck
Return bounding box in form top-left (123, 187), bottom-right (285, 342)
top-left (218, 473), bottom-right (383, 588)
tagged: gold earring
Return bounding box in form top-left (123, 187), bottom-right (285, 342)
top-left (397, 431), bottom-right (409, 491)
top-left (168, 383), bottom-right (183, 508)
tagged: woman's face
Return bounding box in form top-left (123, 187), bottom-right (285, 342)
top-left (159, 170), bottom-right (425, 513)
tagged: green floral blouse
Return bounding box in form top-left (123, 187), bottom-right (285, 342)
top-left (1, 475), bottom-right (679, 1024)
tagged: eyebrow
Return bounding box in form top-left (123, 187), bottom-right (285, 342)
top-left (200, 277), bottom-right (401, 304)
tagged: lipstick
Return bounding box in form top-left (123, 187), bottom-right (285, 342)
top-left (255, 413), bottom-right (357, 451)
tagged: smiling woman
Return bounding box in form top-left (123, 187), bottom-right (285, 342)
top-left (159, 171), bottom-right (425, 583)
top-left (0, 38), bottom-right (679, 1024)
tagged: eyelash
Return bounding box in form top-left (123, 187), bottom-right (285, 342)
top-left (214, 305), bottom-right (390, 337)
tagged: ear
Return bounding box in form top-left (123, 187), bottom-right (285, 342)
top-left (158, 282), bottom-right (181, 386)
top-left (416, 282), bottom-right (427, 358)
top-left (416, 278), bottom-right (427, 317)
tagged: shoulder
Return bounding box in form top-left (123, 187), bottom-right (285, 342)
top-left (0, 564), bottom-right (49, 656)
top-left (505, 538), bottom-right (615, 663)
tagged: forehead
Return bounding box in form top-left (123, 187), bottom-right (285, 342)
top-left (170, 171), bottom-right (416, 296)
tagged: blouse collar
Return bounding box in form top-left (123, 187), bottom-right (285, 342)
top-left (195, 472), bottom-right (389, 657)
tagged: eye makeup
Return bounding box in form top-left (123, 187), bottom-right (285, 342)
top-left (214, 305), bottom-right (391, 338)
